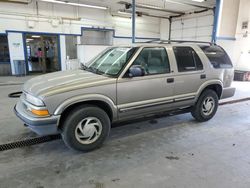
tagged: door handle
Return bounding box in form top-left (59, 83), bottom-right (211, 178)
top-left (167, 78), bottom-right (174, 83)
top-left (200, 74), bottom-right (206, 79)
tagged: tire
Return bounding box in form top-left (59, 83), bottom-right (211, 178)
top-left (191, 89), bottom-right (219, 122)
top-left (61, 105), bottom-right (111, 152)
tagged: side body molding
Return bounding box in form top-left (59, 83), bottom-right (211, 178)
top-left (53, 94), bottom-right (118, 120)
top-left (195, 80), bottom-right (223, 101)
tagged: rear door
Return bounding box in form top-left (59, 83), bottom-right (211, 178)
top-left (171, 46), bottom-right (206, 107)
top-left (116, 47), bottom-right (175, 120)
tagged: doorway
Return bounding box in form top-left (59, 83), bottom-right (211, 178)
top-left (24, 34), bottom-right (60, 74)
top-left (0, 34), bottom-right (11, 75)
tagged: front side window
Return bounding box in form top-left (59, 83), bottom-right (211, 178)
top-left (131, 47), bottom-right (170, 75)
top-left (84, 47), bottom-right (138, 76)
top-left (173, 46), bottom-right (203, 72)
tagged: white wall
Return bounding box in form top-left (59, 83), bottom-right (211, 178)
top-left (217, 0), bottom-right (250, 68)
top-left (78, 45), bottom-right (109, 64)
top-left (218, 0), bottom-right (240, 38)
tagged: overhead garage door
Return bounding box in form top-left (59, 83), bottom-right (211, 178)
top-left (170, 12), bottom-right (214, 42)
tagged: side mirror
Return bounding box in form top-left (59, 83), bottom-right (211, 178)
top-left (128, 65), bottom-right (145, 77)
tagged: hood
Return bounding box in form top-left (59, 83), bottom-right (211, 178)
top-left (23, 70), bottom-right (116, 97)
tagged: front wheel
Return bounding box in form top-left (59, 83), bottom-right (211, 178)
top-left (61, 105), bottom-right (111, 151)
top-left (191, 89), bottom-right (219, 122)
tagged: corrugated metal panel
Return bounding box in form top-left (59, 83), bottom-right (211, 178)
top-left (171, 12), bottom-right (214, 41)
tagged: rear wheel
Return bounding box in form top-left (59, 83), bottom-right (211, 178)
top-left (191, 89), bottom-right (218, 122)
top-left (61, 105), bottom-right (110, 151)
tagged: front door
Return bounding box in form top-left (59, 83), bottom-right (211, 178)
top-left (117, 47), bottom-right (175, 120)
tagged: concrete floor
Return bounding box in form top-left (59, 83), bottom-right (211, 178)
top-left (0, 80), bottom-right (250, 188)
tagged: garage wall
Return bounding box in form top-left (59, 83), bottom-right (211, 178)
top-left (217, 0), bottom-right (240, 39)
top-left (0, 2), bottom-right (160, 40)
top-left (217, 0), bottom-right (249, 67)
top-left (170, 10), bottom-right (214, 42)
top-left (0, 1), bottom-right (161, 74)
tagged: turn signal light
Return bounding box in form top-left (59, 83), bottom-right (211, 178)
top-left (31, 109), bottom-right (49, 116)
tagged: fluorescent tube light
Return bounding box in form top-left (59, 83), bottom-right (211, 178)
top-left (40, 0), bottom-right (108, 10)
top-left (118, 11), bottom-right (132, 15)
top-left (137, 3), bottom-right (166, 11)
top-left (31, 35), bottom-right (40, 38)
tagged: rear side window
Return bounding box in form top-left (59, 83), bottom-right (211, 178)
top-left (200, 45), bottom-right (233, 69)
top-left (173, 47), bottom-right (203, 72)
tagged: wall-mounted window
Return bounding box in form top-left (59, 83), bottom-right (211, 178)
top-left (80, 30), bottom-right (113, 46)
top-left (0, 35), bottom-right (10, 64)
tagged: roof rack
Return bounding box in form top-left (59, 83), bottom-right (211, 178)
top-left (142, 39), bottom-right (215, 45)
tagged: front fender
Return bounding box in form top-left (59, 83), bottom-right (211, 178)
top-left (53, 94), bottom-right (118, 120)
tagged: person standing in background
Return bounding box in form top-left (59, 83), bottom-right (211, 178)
top-left (37, 47), bottom-right (43, 72)
top-left (37, 46), bottom-right (46, 73)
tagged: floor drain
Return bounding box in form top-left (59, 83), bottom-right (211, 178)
top-left (0, 97), bottom-right (249, 152)
top-left (0, 134), bottom-right (61, 152)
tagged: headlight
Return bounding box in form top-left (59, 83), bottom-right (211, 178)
top-left (24, 93), bottom-right (45, 106)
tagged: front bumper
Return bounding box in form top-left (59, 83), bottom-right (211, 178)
top-left (221, 87), bottom-right (236, 99)
top-left (14, 100), bottom-right (60, 135)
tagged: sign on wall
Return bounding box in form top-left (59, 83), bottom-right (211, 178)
top-left (7, 32), bottom-right (25, 74)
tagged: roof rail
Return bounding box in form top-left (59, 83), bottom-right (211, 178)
top-left (142, 39), bottom-right (216, 45)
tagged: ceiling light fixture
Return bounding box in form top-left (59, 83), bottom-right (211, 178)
top-left (131, 2), bottom-right (184, 14)
top-left (112, 14), bottom-right (131, 19)
top-left (137, 3), bottom-right (166, 11)
top-left (165, 0), bottom-right (212, 10)
top-left (118, 10), bottom-right (132, 15)
top-left (192, 0), bottom-right (205, 2)
top-left (40, 0), bottom-right (108, 10)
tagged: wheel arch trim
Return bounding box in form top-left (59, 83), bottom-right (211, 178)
top-left (54, 94), bottom-right (117, 120)
top-left (195, 80), bottom-right (223, 101)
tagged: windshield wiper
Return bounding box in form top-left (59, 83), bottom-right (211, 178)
top-left (89, 67), bottom-right (104, 75)
top-left (80, 64), bottom-right (100, 74)
top-left (81, 64), bottom-right (105, 75)
top-left (80, 64), bottom-right (88, 70)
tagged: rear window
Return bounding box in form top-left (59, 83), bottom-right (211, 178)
top-left (200, 45), bottom-right (233, 69)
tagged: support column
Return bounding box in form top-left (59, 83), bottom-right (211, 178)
top-left (212, 0), bottom-right (221, 43)
top-left (132, 0), bottom-right (136, 43)
top-left (168, 18), bottom-right (172, 41)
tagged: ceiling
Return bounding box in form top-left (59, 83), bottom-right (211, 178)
top-left (4, 0), bottom-right (216, 18)
top-left (76, 0), bottom-right (216, 18)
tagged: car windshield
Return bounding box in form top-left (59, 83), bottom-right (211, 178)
top-left (82, 47), bottom-right (138, 77)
